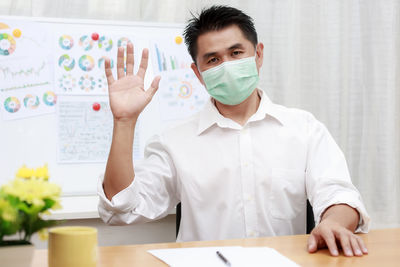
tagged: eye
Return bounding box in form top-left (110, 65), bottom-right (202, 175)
top-left (232, 50), bottom-right (243, 56)
top-left (207, 57), bottom-right (218, 64)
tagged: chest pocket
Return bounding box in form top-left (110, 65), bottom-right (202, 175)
top-left (269, 168), bottom-right (306, 220)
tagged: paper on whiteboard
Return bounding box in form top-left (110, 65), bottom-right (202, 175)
top-left (156, 68), bottom-right (209, 122)
top-left (54, 29), bottom-right (142, 96)
top-left (150, 35), bottom-right (209, 122)
top-left (0, 19), bottom-right (49, 58)
top-left (57, 100), bottom-right (141, 163)
top-left (0, 19), bottom-right (55, 120)
top-left (151, 35), bottom-right (192, 74)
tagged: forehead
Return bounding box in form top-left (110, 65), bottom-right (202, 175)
top-left (196, 25), bottom-right (253, 57)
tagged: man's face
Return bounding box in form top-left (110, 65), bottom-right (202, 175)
top-left (191, 24), bottom-right (264, 85)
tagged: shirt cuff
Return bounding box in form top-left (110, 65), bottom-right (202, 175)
top-left (97, 174), bottom-right (140, 214)
top-left (315, 192), bottom-right (370, 233)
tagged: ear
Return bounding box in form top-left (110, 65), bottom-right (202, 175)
top-left (255, 43), bottom-right (264, 70)
top-left (191, 62), bottom-right (205, 86)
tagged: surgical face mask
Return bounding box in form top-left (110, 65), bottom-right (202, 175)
top-left (200, 56), bottom-right (259, 105)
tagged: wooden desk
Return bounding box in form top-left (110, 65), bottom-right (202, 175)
top-left (32, 228), bottom-right (400, 267)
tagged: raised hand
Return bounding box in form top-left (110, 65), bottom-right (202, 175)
top-left (105, 43), bottom-right (161, 122)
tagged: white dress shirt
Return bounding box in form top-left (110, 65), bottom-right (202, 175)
top-left (98, 89), bottom-right (370, 242)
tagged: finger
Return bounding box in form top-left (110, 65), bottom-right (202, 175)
top-left (356, 236), bottom-right (368, 254)
top-left (321, 230), bottom-right (339, 256)
top-left (104, 58), bottom-right (115, 86)
top-left (350, 236), bottom-right (363, 256)
top-left (117, 46), bottom-right (125, 79)
top-left (126, 42), bottom-right (134, 76)
top-left (145, 75), bottom-right (161, 100)
top-left (137, 48), bottom-right (149, 78)
top-left (338, 232), bottom-right (353, 257)
top-left (307, 233), bottom-right (318, 253)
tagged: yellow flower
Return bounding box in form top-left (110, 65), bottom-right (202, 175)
top-left (34, 164), bottom-right (49, 180)
top-left (16, 164), bottom-right (50, 180)
top-left (16, 165), bottom-right (35, 179)
top-left (1, 165), bottom-right (62, 244)
top-left (0, 198), bottom-right (17, 222)
top-left (38, 228), bottom-right (49, 241)
top-left (2, 178), bottom-right (61, 208)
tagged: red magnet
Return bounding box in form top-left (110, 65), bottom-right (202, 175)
top-left (92, 102), bottom-right (101, 111)
top-left (91, 32), bottom-right (99, 41)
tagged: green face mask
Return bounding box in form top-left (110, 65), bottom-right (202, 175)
top-left (200, 56), bottom-right (259, 105)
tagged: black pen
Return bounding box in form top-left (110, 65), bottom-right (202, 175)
top-left (216, 250), bottom-right (231, 266)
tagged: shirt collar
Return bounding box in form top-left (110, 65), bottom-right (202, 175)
top-left (197, 89), bottom-right (286, 135)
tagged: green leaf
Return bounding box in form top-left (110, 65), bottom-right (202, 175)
top-left (30, 219), bottom-right (60, 234)
top-left (42, 198), bottom-right (55, 211)
top-left (0, 218), bottom-right (20, 236)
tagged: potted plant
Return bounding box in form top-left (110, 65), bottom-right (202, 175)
top-left (0, 164), bottom-right (62, 267)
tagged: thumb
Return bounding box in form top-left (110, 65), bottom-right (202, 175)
top-left (307, 232), bottom-right (318, 253)
top-left (146, 75), bottom-right (161, 99)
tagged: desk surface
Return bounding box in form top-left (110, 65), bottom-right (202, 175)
top-left (32, 228), bottom-right (400, 267)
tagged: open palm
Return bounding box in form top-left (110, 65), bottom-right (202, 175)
top-left (105, 43), bottom-right (161, 121)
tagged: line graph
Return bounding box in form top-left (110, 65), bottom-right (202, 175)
top-left (0, 60), bottom-right (47, 79)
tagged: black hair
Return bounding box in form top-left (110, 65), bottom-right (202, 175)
top-left (183, 5), bottom-right (258, 63)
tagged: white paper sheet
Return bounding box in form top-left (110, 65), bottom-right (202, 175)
top-left (156, 68), bottom-right (209, 122)
top-left (0, 19), bottom-right (55, 120)
top-left (150, 35), bottom-right (192, 74)
top-left (54, 29), bottom-right (143, 96)
top-left (57, 99), bottom-right (141, 163)
top-left (148, 246), bottom-right (300, 267)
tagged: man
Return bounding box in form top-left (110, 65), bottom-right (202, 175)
top-left (98, 5), bottom-right (370, 257)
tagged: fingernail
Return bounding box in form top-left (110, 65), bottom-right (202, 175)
top-left (345, 249), bottom-right (353, 256)
top-left (332, 249), bottom-right (339, 256)
top-left (363, 248), bottom-right (368, 253)
top-left (355, 249), bottom-right (362, 255)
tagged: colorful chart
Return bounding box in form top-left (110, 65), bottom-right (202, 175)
top-left (58, 54), bottom-right (75, 71)
top-left (0, 33), bottom-right (16, 56)
top-left (58, 74), bottom-right (76, 92)
top-left (23, 94), bottom-right (40, 109)
top-left (178, 81), bottom-right (193, 99)
top-left (98, 56), bottom-right (114, 69)
top-left (79, 55), bottom-right (95, 71)
top-left (152, 36), bottom-right (193, 74)
top-left (98, 36), bottom-right (113, 51)
top-left (59, 35), bottom-right (74, 50)
top-left (157, 69), bottom-right (208, 121)
top-left (117, 37), bottom-right (131, 48)
top-left (79, 35), bottom-right (93, 51)
top-left (79, 74), bottom-right (96, 92)
top-left (0, 22), bottom-right (10, 29)
top-left (96, 75), bottom-right (108, 92)
top-left (43, 91), bottom-right (57, 106)
top-left (4, 96), bottom-right (21, 113)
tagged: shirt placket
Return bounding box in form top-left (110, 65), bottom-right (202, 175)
top-left (239, 125), bottom-right (258, 237)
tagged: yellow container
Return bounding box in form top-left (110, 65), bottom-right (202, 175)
top-left (48, 226), bottom-right (98, 267)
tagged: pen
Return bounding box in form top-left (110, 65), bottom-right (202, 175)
top-left (216, 250), bottom-right (231, 266)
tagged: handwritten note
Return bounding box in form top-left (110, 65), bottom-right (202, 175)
top-left (57, 100), bottom-right (141, 163)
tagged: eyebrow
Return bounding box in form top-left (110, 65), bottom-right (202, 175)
top-left (202, 43), bottom-right (245, 61)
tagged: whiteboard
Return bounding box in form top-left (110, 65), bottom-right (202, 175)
top-left (0, 16), bottom-right (205, 217)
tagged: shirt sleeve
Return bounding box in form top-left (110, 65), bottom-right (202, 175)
top-left (97, 134), bottom-right (179, 225)
top-left (305, 115), bottom-right (370, 233)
